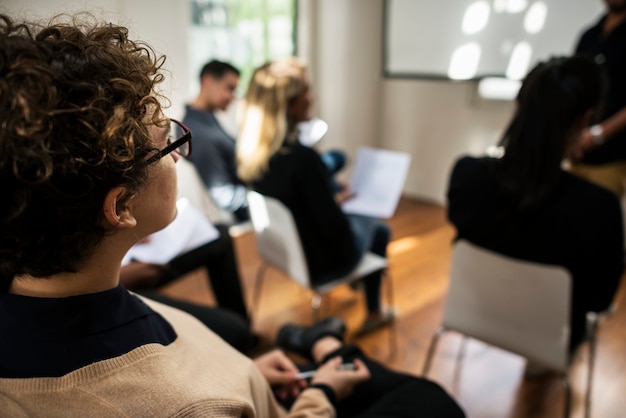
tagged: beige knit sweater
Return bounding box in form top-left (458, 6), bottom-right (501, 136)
top-left (0, 297), bottom-right (334, 418)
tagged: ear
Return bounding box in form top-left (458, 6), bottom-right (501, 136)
top-left (202, 74), bottom-right (216, 89)
top-left (102, 186), bottom-right (137, 229)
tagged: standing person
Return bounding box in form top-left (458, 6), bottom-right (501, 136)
top-left (569, 0), bottom-right (626, 196)
top-left (183, 60), bottom-right (250, 221)
top-left (237, 58), bottom-right (395, 334)
top-left (0, 14), bottom-right (466, 418)
top-left (447, 56), bottom-right (624, 361)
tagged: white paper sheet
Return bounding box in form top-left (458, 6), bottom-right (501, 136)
top-left (341, 146), bottom-right (411, 219)
top-left (298, 118), bottom-right (329, 146)
top-left (122, 198), bottom-right (220, 265)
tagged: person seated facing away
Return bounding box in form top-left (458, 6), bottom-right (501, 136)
top-left (447, 56), bottom-right (625, 359)
top-left (236, 58), bottom-right (395, 334)
top-left (0, 14), bottom-right (466, 417)
top-left (183, 60), bottom-right (250, 222)
top-left (120, 198), bottom-right (255, 353)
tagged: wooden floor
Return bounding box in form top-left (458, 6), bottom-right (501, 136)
top-left (159, 196), bottom-right (626, 418)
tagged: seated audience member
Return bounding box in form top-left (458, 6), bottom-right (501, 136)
top-left (120, 198), bottom-right (255, 353)
top-left (447, 56), bottom-right (625, 357)
top-left (183, 60), bottom-right (251, 222)
top-left (0, 14), bottom-right (466, 417)
top-left (184, 60), bottom-right (348, 222)
top-left (236, 57), bottom-right (395, 334)
top-left (273, 316), bottom-right (466, 417)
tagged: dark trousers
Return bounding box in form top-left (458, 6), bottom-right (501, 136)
top-left (283, 345), bottom-right (465, 417)
top-left (346, 215), bottom-right (390, 313)
top-left (328, 346), bottom-right (465, 418)
top-left (155, 224), bottom-right (249, 322)
top-left (135, 289), bottom-right (255, 354)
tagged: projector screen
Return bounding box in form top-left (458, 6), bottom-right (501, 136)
top-left (384, 0), bottom-right (605, 80)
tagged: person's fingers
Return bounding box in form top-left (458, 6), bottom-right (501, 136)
top-left (351, 358), bottom-right (371, 382)
top-left (273, 350), bottom-right (300, 375)
top-left (274, 386), bottom-right (288, 400)
top-left (324, 356), bottom-right (343, 369)
top-left (268, 369), bottom-right (297, 385)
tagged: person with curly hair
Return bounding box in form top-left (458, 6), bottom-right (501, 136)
top-left (0, 13), bottom-right (468, 418)
top-left (0, 13), bottom-right (377, 417)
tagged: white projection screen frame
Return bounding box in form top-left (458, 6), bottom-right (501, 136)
top-left (384, 0), bottom-right (605, 80)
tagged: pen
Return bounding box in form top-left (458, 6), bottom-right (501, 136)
top-left (295, 363), bottom-right (356, 380)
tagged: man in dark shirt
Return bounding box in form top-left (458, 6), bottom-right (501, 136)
top-left (183, 60), bottom-right (249, 221)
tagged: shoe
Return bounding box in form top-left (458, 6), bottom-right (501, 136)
top-left (358, 307), bottom-right (397, 335)
top-left (523, 361), bottom-right (552, 378)
top-left (276, 317), bottom-right (346, 361)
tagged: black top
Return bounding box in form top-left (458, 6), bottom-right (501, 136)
top-left (575, 13), bottom-right (626, 164)
top-left (0, 285), bottom-right (176, 378)
top-left (447, 156), bottom-right (624, 346)
top-left (250, 142), bottom-right (357, 280)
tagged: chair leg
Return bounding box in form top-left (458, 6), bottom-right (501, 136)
top-left (251, 263), bottom-right (268, 322)
top-left (384, 269), bottom-right (398, 360)
top-left (311, 293), bottom-right (322, 322)
top-left (562, 376), bottom-right (572, 418)
top-left (585, 317), bottom-right (599, 418)
top-left (422, 327), bottom-right (446, 376)
top-left (451, 336), bottom-right (468, 389)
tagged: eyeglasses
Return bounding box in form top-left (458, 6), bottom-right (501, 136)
top-left (144, 119), bottom-right (192, 165)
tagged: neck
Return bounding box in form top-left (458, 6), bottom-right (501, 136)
top-left (10, 269), bottom-right (120, 298)
top-left (9, 236), bottom-right (131, 298)
top-left (189, 96), bottom-right (216, 112)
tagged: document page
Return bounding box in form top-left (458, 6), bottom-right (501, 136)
top-left (341, 146), bottom-right (411, 219)
top-left (122, 197), bottom-right (220, 265)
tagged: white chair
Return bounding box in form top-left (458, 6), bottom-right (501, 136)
top-left (422, 239), bottom-right (611, 418)
top-left (176, 158), bottom-right (252, 237)
top-left (246, 191), bottom-right (395, 350)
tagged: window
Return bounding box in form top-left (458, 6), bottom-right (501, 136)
top-left (189, 0), bottom-right (297, 95)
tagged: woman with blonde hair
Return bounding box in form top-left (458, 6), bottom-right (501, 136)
top-left (237, 57), bottom-right (394, 334)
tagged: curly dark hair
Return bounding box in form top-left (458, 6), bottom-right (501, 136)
top-left (0, 14), bottom-right (167, 287)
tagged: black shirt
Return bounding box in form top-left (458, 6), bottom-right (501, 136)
top-left (0, 285), bottom-right (176, 378)
top-left (447, 156), bottom-right (624, 346)
top-left (250, 142), bottom-right (358, 280)
top-left (575, 14), bottom-right (626, 164)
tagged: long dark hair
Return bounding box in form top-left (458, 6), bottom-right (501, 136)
top-left (494, 55), bottom-right (605, 210)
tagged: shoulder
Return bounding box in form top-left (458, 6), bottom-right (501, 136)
top-left (183, 108), bottom-right (221, 132)
top-left (182, 106), bottom-right (207, 123)
top-left (277, 143), bottom-right (322, 164)
top-left (450, 155), bottom-right (491, 180)
top-left (561, 172), bottom-right (622, 211)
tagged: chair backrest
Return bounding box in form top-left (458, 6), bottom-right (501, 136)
top-left (445, 239), bottom-right (572, 371)
top-left (246, 191), bottom-right (311, 288)
top-left (176, 157), bottom-right (236, 225)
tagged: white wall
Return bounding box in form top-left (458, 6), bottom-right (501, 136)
top-left (1, 0), bottom-right (516, 204)
top-left (306, 0), bottom-right (515, 204)
top-left (0, 0), bottom-right (191, 120)
top-left (306, 0), bottom-right (384, 160)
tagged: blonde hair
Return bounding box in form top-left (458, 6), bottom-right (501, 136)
top-left (237, 57), bottom-right (308, 182)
